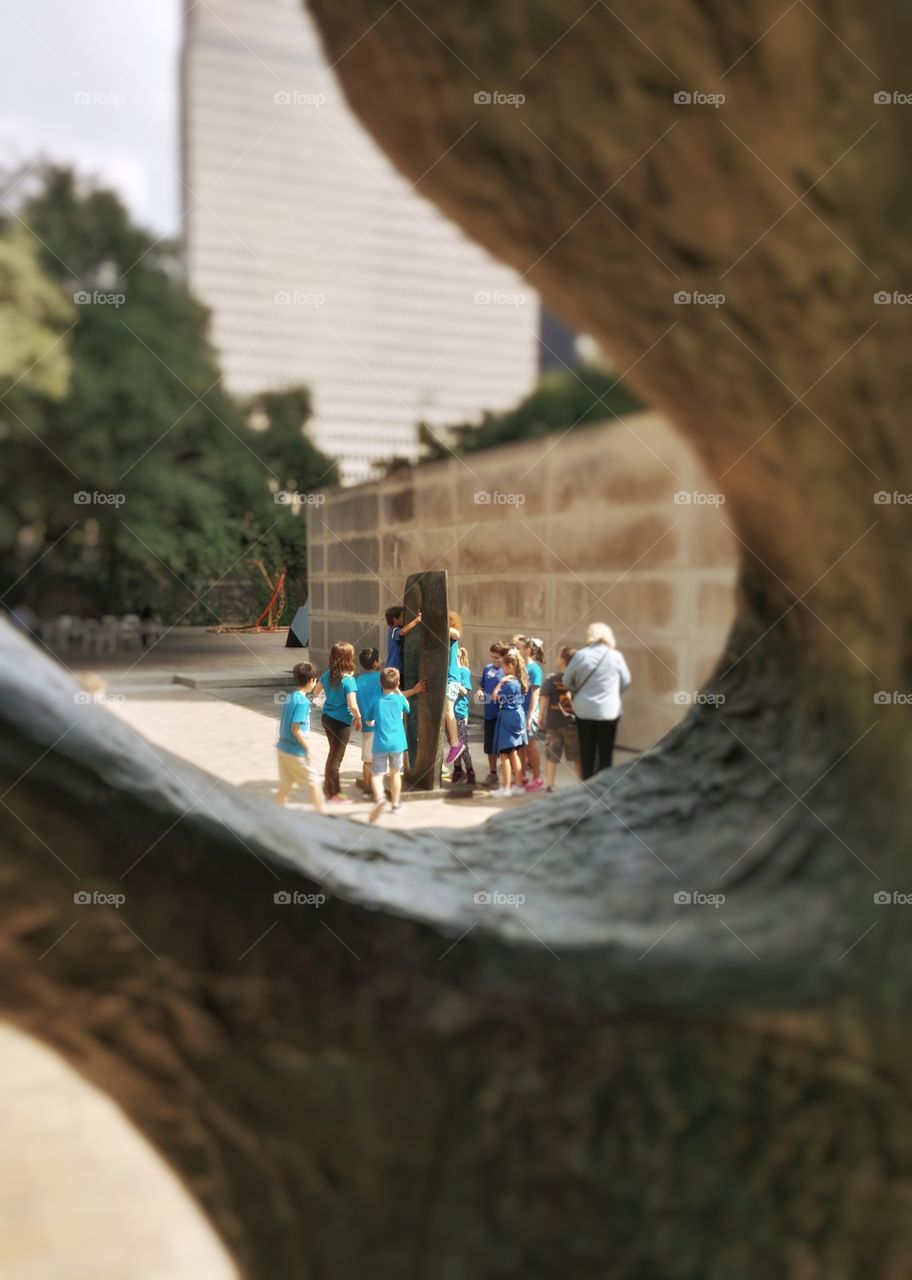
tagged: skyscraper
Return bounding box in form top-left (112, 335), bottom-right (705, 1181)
top-left (181, 0), bottom-right (541, 484)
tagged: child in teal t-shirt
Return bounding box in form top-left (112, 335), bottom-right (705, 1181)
top-left (450, 645), bottom-right (476, 786)
top-left (369, 668), bottom-right (410, 823)
top-left (276, 662), bottom-right (324, 812)
top-left (356, 647), bottom-right (382, 797)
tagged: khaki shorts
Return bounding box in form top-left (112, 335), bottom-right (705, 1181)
top-left (544, 723), bottom-right (579, 764)
top-left (277, 749), bottom-right (315, 790)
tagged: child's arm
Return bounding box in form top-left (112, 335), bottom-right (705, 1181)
top-left (291, 722), bottom-right (309, 751)
top-left (346, 689), bottom-right (362, 732)
top-left (402, 678), bottom-right (426, 698)
top-left (491, 677), bottom-right (507, 699)
top-left (527, 684), bottom-right (541, 727)
top-left (400, 611), bottom-right (422, 636)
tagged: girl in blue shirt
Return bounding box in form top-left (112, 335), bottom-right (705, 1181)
top-left (513, 635), bottom-right (544, 791)
top-left (475, 640), bottom-right (509, 784)
top-left (450, 645), bottom-right (476, 786)
top-left (319, 641), bottom-right (361, 802)
top-left (489, 649), bottom-right (529, 797)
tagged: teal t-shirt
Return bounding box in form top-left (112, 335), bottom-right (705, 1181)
top-left (524, 660), bottom-right (543, 715)
top-left (448, 637), bottom-right (460, 681)
top-left (320, 670), bottom-right (358, 723)
top-left (277, 689), bottom-right (311, 756)
top-left (356, 669), bottom-right (382, 727)
top-left (372, 691), bottom-right (409, 753)
top-left (454, 665), bottom-right (472, 720)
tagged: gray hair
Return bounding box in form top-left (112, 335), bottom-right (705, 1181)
top-left (586, 622), bottom-right (616, 647)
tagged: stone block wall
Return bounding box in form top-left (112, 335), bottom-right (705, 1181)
top-left (306, 414), bottom-right (737, 749)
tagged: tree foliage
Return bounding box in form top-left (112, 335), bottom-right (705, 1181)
top-left (0, 167), bottom-right (336, 623)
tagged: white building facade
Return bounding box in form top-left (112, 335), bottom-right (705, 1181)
top-left (181, 0), bottom-right (541, 484)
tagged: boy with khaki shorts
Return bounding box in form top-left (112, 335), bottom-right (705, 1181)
top-left (540, 647), bottom-right (582, 791)
top-left (276, 663), bottom-right (324, 812)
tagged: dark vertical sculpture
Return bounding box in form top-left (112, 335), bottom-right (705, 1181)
top-left (401, 570), bottom-right (448, 790)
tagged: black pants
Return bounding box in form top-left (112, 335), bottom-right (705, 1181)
top-left (576, 717), bottom-right (619, 780)
top-left (321, 714), bottom-right (351, 797)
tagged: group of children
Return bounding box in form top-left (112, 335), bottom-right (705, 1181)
top-left (274, 602), bottom-right (585, 820)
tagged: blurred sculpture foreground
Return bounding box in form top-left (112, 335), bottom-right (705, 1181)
top-left (2, 2), bottom-right (911, 1276)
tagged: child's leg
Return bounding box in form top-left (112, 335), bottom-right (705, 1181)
top-left (389, 768), bottom-right (402, 807)
top-left (498, 752), bottom-right (511, 788)
top-left (510, 751), bottom-right (524, 787)
top-left (370, 771), bottom-right (384, 803)
top-left (276, 787), bottom-right (290, 805)
top-left (457, 718), bottom-right (472, 771)
top-left (545, 754), bottom-right (557, 789)
top-left (527, 737), bottom-right (541, 781)
top-left (444, 701), bottom-right (459, 747)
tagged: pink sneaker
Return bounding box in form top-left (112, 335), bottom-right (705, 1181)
top-left (444, 743), bottom-right (465, 766)
top-left (524, 778), bottom-right (545, 792)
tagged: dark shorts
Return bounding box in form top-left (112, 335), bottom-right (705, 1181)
top-left (483, 717), bottom-right (497, 755)
top-left (544, 723), bottom-right (579, 763)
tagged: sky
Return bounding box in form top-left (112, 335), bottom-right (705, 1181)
top-left (0, 0), bottom-right (182, 233)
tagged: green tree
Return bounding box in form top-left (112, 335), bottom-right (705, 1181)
top-left (0, 167), bottom-right (335, 623)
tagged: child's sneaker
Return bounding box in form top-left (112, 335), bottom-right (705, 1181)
top-left (524, 778), bottom-right (545, 792)
top-left (390, 803), bottom-right (404, 814)
top-left (483, 771), bottom-right (499, 788)
top-left (328, 794), bottom-right (352, 805)
top-left (369, 798), bottom-right (386, 824)
top-left (444, 743), bottom-right (465, 766)
top-left (466, 769), bottom-right (477, 786)
top-left (510, 785), bottom-right (528, 797)
top-left (488, 786), bottom-right (512, 798)
top-left (451, 765), bottom-right (465, 784)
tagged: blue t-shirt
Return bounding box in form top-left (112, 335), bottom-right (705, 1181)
top-left (372, 691), bottom-right (409, 753)
top-left (480, 661), bottom-right (501, 720)
top-left (320, 670), bottom-right (358, 724)
top-left (387, 625), bottom-right (403, 671)
top-left (356, 669), bottom-right (382, 727)
top-left (524, 660), bottom-right (543, 715)
top-left (277, 689), bottom-right (311, 756)
top-left (454, 665), bottom-right (472, 720)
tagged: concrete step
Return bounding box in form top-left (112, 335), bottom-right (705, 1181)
top-left (172, 669), bottom-right (293, 690)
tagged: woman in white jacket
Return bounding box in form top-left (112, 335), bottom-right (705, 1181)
top-left (562, 622), bottom-right (631, 779)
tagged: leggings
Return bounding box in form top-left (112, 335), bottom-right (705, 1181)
top-left (576, 717), bottom-right (619, 780)
top-left (456, 717), bottom-right (473, 772)
top-left (321, 714), bottom-right (351, 797)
